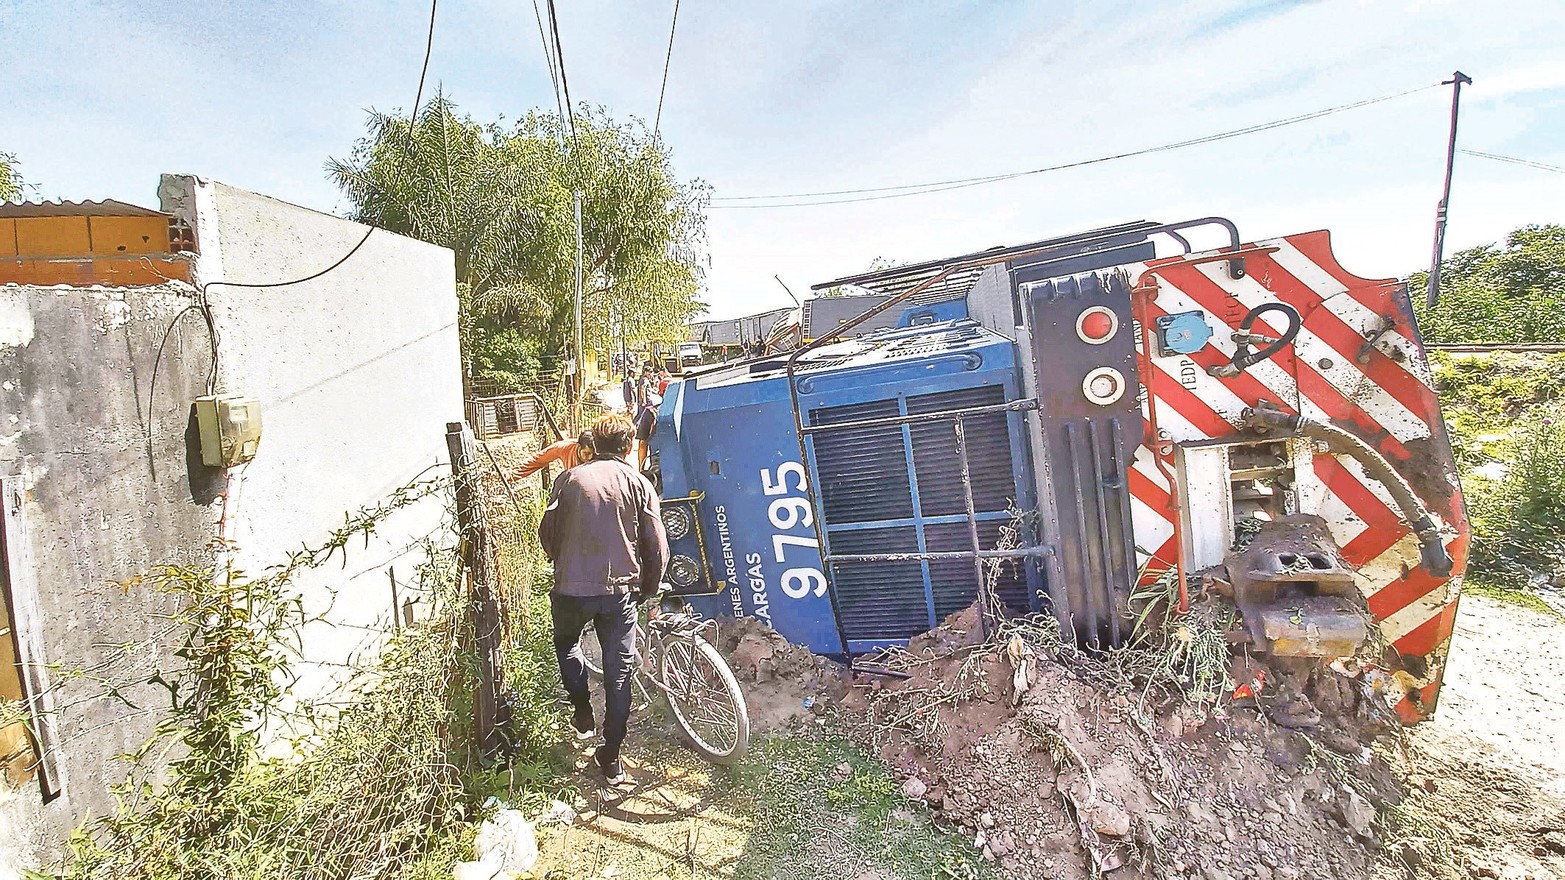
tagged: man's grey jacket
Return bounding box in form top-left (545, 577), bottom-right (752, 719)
top-left (538, 457), bottom-right (669, 597)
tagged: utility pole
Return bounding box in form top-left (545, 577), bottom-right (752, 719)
top-left (774, 274), bottom-right (800, 306)
top-left (1426, 70), bottom-right (1472, 308)
top-left (573, 190), bottom-right (585, 428)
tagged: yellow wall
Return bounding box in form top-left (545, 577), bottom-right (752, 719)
top-left (1, 215), bottom-right (169, 258)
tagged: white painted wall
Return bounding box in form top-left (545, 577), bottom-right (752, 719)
top-left (162, 175), bottom-right (464, 707)
top-left (0, 178), bottom-right (462, 878)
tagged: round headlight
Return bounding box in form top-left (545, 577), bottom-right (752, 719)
top-left (661, 505), bottom-right (692, 540)
top-left (668, 555), bottom-right (701, 589)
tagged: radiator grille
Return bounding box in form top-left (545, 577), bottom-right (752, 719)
top-left (827, 527), bottom-right (928, 640)
top-left (907, 385), bottom-right (1014, 516)
top-left (925, 521), bottom-right (1028, 621)
top-left (810, 385), bottom-right (1028, 644)
top-left (811, 400), bottom-right (912, 522)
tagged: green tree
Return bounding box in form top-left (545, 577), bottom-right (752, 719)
top-left (328, 96), bottom-right (708, 391)
top-left (1414, 224), bottom-right (1565, 343)
top-left (0, 152), bottom-right (23, 202)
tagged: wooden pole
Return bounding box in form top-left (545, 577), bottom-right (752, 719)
top-left (1426, 70), bottom-right (1472, 308)
top-left (446, 421), bottom-right (503, 753)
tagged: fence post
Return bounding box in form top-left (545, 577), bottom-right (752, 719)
top-left (446, 421), bottom-right (504, 753)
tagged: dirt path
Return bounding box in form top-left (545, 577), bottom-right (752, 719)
top-left (1399, 596), bottom-right (1565, 879)
top-left (1431, 597), bottom-right (1565, 798)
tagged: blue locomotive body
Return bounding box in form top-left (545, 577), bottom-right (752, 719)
top-left (650, 316), bottom-right (1036, 656)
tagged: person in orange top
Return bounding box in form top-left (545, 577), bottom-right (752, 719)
top-left (515, 430), bottom-right (594, 481)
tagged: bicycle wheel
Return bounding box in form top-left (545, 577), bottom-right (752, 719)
top-left (578, 623), bottom-right (605, 678)
top-left (659, 635), bottom-right (750, 764)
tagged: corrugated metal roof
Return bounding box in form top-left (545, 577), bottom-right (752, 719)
top-left (810, 221), bottom-right (1160, 300)
top-left (0, 199), bottom-right (168, 218)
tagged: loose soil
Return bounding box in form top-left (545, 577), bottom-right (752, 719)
top-left (836, 605), bottom-right (1401, 880)
top-left (522, 596), bottom-right (1565, 879)
top-left (1389, 597), bottom-right (1565, 880)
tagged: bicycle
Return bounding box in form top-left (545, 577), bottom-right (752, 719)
top-left (577, 592), bottom-right (750, 764)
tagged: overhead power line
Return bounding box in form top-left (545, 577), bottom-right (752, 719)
top-left (1459, 149), bottom-right (1565, 175)
top-left (545, 0), bottom-right (579, 152)
top-left (711, 82), bottom-right (1441, 209)
top-left (654, 0), bottom-right (682, 139)
top-left (206, 0), bottom-right (440, 298)
top-left (149, 0), bottom-right (440, 419)
top-left (410, 0), bottom-right (438, 123)
top-left (530, 0), bottom-right (567, 128)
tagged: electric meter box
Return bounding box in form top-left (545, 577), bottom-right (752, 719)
top-left (194, 394), bottom-right (263, 468)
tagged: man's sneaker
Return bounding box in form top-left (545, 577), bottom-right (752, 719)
top-left (571, 710), bottom-right (597, 741)
top-left (595, 752), bottom-right (629, 786)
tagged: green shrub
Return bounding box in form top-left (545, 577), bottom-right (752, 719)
top-left (1466, 406), bottom-right (1565, 588)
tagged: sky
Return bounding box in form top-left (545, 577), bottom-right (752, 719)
top-left (3, 0), bottom-right (1563, 320)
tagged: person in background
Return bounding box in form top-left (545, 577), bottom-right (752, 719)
top-left (620, 370), bottom-right (636, 415)
top-left (635, 364), bottom-right (654, 411)
top-left (538, 413), bottom-right (668, 785)
top-left (635, 380), bottom-right (662, 472)
top-left (656, 366), bottom-right (672, 397)
top-left (514, 431), bottom-right (593, 481)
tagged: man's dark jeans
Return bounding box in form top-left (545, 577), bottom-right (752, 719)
top-left (550, 592), bottom-right (637, 763)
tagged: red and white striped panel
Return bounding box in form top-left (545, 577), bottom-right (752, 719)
top-left (1127, 230), bottom-right (1470, 722)
top-left (1128, 445), bottom-right (1178, 585)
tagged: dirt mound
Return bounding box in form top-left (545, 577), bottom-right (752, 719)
top-left (836, 605), bottom-right (1405, 880)
top-left (713, 616), bottom-right (848, 733)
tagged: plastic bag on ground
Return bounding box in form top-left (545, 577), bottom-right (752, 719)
top-left (452, 809), bottom-right (538, 880)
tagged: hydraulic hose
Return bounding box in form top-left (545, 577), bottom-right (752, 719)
top-left (1244, 404), bottom-right (1453, 577)
top-left (1209, 302), bottom-right (1301, 378)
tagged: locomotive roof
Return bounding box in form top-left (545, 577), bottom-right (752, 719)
top-left (811, 220), bottom-right (1160, 301)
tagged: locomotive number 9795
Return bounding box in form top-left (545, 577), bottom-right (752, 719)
top-left (760, 463), bottom-right (829, 599)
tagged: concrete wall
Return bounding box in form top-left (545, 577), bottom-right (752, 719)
top-left (0, 177), bottom-right (462, 877)
top-left (0, 282), bottom-right (218, 873)
top-left (160, 175), bottom-right (464, 708)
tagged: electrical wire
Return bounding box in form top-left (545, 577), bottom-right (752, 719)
top-left (147, 0), bottom-right (440, 426)
top-left (711, 82), bottom-right (1440, 209)
top-left (653, 0), bottom-right (681, 139)
top-left (411, 0), bottom-right (437, 124)
top-left (530, 0), bottom-right (568, 128)
top-left (1459, 149), bottom-right (1565, 175)
top-left (545, 0), bottom-right (579, 152)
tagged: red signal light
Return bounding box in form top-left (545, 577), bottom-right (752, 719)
top-left (1075, 306), bottom-right (1118, 344)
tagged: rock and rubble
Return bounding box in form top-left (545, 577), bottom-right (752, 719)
top-left (716, 603), bottom-right (1419, 880)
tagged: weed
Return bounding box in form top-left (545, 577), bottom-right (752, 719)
top-left (44, 466), bottom-right (573, 880)
top-left (1461, 579), bottom-right (1564, 618)
top-left (1466, 405), bottom-right (1565, 589)
top-left (726, 735), bottom-right (988, 880)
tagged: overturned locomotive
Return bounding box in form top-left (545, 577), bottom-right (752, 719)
top-left (647, 218), bottom-right (1467, 723)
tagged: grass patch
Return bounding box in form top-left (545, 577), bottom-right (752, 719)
top-left (1461, 579), bottom-right (1563, 618)
top-left (725, 735), bottom-right (988, 880)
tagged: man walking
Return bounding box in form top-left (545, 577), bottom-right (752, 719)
top-left (538, 413), bottom-right (668, 784)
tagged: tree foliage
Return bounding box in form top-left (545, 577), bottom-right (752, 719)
top-left (328, 96), bottom-right (708, 391)
top-left (1413, 224), bottom-right (1565, 343)
top-left (0, 151), bottom-right (23, 202)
